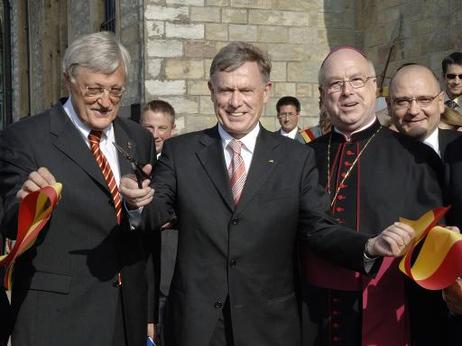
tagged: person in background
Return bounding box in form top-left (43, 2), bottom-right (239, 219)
top-left (442, 52), bottom-right (462, 113)
top-left (388, 63), bottom-right (460, 158)
top-left (141, 100), bottom-right (176, 157)
top-left (275, 96), bottom-right (308, 143)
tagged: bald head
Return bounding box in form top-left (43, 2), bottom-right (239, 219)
top-left (389, 64), bottom-right (444, 141)
top-left (390, 64), bottom-right (440, 95)
top-left (318, 47), bottom-right (378, 135)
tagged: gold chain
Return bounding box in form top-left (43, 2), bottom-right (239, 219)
top-left (327, 127), bottom-right (382, 208)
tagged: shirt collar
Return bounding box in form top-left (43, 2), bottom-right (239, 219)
top-left (218, 123), bottom-right (260, 154)
top-left (280, 127), bottom-right (299, 139)
top-left (423, 127), bottom-right (440, 156)
top-left (63, 96), bottom-right (114, 141)
top-left (445, 92), bottom-right (461, 106)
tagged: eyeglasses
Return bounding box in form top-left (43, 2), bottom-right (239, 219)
top-left (74, 82), bottom-right (126, 101)
top-left (277, 112), bottom-right (298, 119)
top-left (326, 76), bottom-right (375, 93)
top-left (390, 93), bottom-right (441, 109)
top-left (446, 74), bottom-right (462, 80)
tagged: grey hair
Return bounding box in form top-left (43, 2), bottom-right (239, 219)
top-left (210, 41), bottom-right (272, 83)
top-left (63, 31), bottom-right (131, 81)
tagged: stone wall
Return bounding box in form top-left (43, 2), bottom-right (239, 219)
top-left (143, 0), bottom-right (356, 134)
top-left (356, 0), bottom-right (462, 91)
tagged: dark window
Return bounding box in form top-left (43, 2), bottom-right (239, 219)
top-left (0, 0), bottom-right (12, 129)
top-left (100, 0), bottom-right (116, 33)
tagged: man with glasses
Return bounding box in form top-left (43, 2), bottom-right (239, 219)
top-left (300, 47), bottom-right (447, 346)
top-left (275, 96), bottom-right (307, 143)
top-left (442, 52), bottom-right (462, 112)
top-left (389, 63), bottom-right (460, 158)
top-left (0, 32), bottom-right (158, 345)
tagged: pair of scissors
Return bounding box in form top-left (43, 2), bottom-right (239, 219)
top-left (113, 142), bottom-right (150, 188)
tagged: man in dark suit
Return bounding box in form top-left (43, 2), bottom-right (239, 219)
top-left (121, 41), bottom-right (415, 346)
top-left (0, 31), bottom-right (158, 346)
top-left (388, 63), bottom-right (461, 158)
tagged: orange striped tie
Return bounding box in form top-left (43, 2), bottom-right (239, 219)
top-left (227, 139), bottom-right (246, 204)
top-left (88, 130), bottom-right (122, 224)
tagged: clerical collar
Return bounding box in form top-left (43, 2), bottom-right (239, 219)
top-left (332, 117), bottom-right (381, 142)
top-left (423, 127), bottom-right (440, 157)
top-left (63, 96), bottom-right (114, 143)
top-left (218, 123), bottom-right (260, 154)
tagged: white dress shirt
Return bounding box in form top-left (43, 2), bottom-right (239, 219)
top-left (280, 127), bottom-right (298, 140)
top-left (63, 97), bottom-right (141, 227)
top-left (423, 127), bottom-right (440, 157)
top-left (218, 123), bottom-right (260, 174)
top-left (63, 97), bottom-right (121, 185)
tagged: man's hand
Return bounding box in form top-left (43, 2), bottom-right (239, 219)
top-left (366, 222), bottom-right (415, 257)
top-left (119, 164), bottom-right (154, 209)
top-left (16, 167), bottom-right (56, 200)
top-left (443, 278), bottom-right (462, 315)
top-left (147, 322), bottom-right (157, 340)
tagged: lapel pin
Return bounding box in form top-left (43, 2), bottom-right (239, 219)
top-left (268, 160), bottom-right (274, 163)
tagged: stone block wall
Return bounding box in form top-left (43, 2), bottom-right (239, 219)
top-left (356, 0), bottom-right (462, 91)
top-left (143, 0), bottom-right (356, 134)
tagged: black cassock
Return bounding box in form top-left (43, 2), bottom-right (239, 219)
top-left (301, 120), bottom-right (449, 346)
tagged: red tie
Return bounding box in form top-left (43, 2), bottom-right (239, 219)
top-left (227, 139), bottom-right (246, 204)
top-left (88, 130), bottom-right (122, 224)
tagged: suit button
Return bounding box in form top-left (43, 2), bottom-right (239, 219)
top-left (231, 218), bottom-right (239, 225)
top-left (214, 300), bottom-right (223, 309)
top-left (230, 259), bottom-right (237, 267)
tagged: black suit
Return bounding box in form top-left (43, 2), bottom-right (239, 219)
top-left (0, 101), bottom-right (158, 346)
top-left (150, 124), bottom-right (375, 346)
top-left (439, 128), bottom-right (461, 158)
top-left (0, 230), bottom-right (12, 346)
top-left (442, 130), bottom-right (462, 345)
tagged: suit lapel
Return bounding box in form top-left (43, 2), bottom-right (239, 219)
top-left (50, 103), bottom-right (110, 191)
top-left (113, 119), bottom-right (136, 177)
top-left (196, 127), bottom-right (235, 211)
top-left (236, 128), bottom-right (279, 213)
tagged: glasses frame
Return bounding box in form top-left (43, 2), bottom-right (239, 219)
top-left (72, 80), bottom-right (126, 101)
top-left (326, 76), bottom-right (375, 94)
top-left (277, 112), bottom-right (298, 119)
top-left (390, 92), bottom-right (442, 110)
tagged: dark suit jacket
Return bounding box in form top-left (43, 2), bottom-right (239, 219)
top-left (0, 101), bottom-right (159, 346)
top-left (0, 231), bottom-right (12, 346)
top-left (442, 130), bottom-right (462, 345)
top-left (150, 125), bottom-right (374, 346)
top-left (439, 128), bottom-right (461, 158)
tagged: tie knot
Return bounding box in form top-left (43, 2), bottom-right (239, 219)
top-left (228, 139), bottom-right (243, 154)
top-left (445, 100), bottom-right (458, 109)
top-left (88, 130), bottom-right (103, 144)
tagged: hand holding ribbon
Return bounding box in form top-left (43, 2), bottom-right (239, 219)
top-left (0, 183), bottom-right (62, 289)
top-left (398, 207), bottom-right (462, 290)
